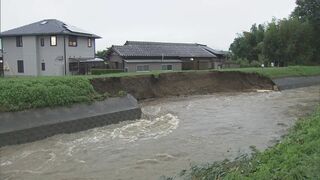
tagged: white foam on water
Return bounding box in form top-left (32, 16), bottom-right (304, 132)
top-left (155, 153), bottom-right (176, 161)
top-left (141, 106), bottom-right (162, 117)
top-left (256, 89), bottom-right (273, 93)
top-left (136, 159), bottom-right (160, 165)
top-left (111, 113), bottom-right (179, 142)
top-left (1, 160), bottom-right (13, 166)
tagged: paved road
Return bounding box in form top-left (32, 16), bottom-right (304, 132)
top-left (273, 75), bottom-right (320, 90)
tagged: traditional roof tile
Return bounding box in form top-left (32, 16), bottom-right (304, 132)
top-left (0, 19), bottom-right (100, 38)
top-left (112, 41), bottom-right (218, 58)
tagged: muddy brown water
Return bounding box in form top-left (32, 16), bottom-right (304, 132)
top-left (1, 86), bottom-right (320, 180)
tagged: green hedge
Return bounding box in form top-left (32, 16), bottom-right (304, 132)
top-left (91, 69), bottom-right (123, 75)
top-left (0, 77), bottom-right (98, 112)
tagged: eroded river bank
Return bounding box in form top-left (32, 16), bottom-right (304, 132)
top-left (1, 86), bottom-right (319, 180)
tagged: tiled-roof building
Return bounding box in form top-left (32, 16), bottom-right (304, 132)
top-left (107, 41), bottom-right (227, 72)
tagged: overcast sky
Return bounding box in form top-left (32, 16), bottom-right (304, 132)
top-left (1, 0), bottom-right (296, 51)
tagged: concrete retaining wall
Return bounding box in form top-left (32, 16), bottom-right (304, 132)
top-left (0, 94), bottom-right (141, 147)
top-left (273, 76), bottom-right (320, 90)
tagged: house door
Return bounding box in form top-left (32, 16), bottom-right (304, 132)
top-left (193, 60), bottom-right (200, 70)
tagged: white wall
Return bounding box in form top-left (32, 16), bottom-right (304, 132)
top-left (3, 37), bottom-right (23, 76)
top-left (125, 62), bottom-right (181, 72)
top-left (2, 35), bottom-right (96, 76)
top-left (22, 36), bottom-right (39, 76)
top-left (37, 35), bottom-right (65, 76)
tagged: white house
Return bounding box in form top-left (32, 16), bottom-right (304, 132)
top-left (0, 19), bottom-right (101, 76)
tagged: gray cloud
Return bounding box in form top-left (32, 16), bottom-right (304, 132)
top-left (1, 0), bottom-right (296, 51)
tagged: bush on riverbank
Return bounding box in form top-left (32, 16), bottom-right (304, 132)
top-left (0, 77), bottom-right (100, 112)
top-left (180, 106), bottom-right (320, 180)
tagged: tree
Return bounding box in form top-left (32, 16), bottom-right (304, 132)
top-left (292, 0), bottom-right (320, 26)
top-left (96, 49), bottom-right (108, 60)
top-left (229, 24), bottom-right (265, 63)
top-left (280, 18), bottom-right (315, 64)
top-left (229, 0), bottom-right (320, 66)
top-left (292, 0), bottom-right (320, 63)
top-left (262, 20), bottom-right (283, 66)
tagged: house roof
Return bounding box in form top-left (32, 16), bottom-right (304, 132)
top-left (124, 59), bottom-right (182, 63)
top-left (200, 46), bottom-right (229, 56)
top-left (0, 19), bottom-right (101, 38)
top-left (111, 41), bottom-right (218, 58)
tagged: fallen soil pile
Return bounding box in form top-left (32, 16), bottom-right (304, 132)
top-left (90, 71), bottom-right (276, 100)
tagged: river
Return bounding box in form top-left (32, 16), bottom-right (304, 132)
top-left (1, 86), bottom-right (319, 180)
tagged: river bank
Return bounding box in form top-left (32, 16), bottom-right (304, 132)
top-left (0, 73), bottom-right (319, 147)
top-left (180, 104), bottom-right (320, 180)
top-left (0, 71), bottom-right (275, 147)
top-left (1, 85), bottom-right (319, 180)
top-left (90, 71), bottom-right (275, 100)
top-left (1, 66), bottom-right (319, 112)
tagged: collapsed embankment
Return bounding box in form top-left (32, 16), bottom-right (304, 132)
top-left (90, 71), bottom-right (276, 100)
top-left (0, 71), bottom-right (276, 147)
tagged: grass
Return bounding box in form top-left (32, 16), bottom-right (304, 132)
top-left (220, 66), bottom-right (320, 79)
top-left (178, 105), bottom-right (320, 180)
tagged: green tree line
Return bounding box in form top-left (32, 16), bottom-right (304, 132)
top-left (229, 0), bottom-right (320, 67)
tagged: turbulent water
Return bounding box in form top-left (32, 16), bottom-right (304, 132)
top-left (1, 86), bottom-right (319, 180)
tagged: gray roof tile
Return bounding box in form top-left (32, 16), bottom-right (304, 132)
top-left (0, 19), bottom-right (100, 38)
top-left (200, 45), bottom-right (229, 56)
top-left (113, 41), bottom-right (218, 58)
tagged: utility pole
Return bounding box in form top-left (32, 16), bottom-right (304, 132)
top-left (0, 0), bottom-right (4, 77)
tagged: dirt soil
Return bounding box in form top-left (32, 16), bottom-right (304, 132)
top-left (90, 71), bottom-right (276, 100)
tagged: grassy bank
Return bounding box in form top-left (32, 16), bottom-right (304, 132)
top-left (0, 77), bottom-right (102, 112)
top-left (220, 66), bottom-right (320, 79)
top-left (88, 66), bottom-right (320, 79)
top-left (179, 106), bottom-right (320, 180)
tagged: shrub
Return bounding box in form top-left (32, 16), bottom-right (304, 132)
top-left (250, 60), bottom-right (263, 67)
top-left (0, 77), bottom-right (98, 112)
top-left (91, 69), bottom-right (123, 75)
top-left (235, 58), bottom-right (251, 68)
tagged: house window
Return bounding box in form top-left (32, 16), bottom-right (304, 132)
top-left (136, 65), bottom-right (149, 72)
top-left (162, 64), bottom-right (173, 71)
top-left (17, 60), bottom-right (24, 73)
top-left (50, 35), bottom-right (57, 46)
top-left (68, 36), bottom-right (77, 47)
top-left (16, 36), bottom-right (23, 47)
top-left (41, 62), bottom-right (45, 71)
top-left (40, 38), bottom-right (45, 47)
top-left (88, 38), bottom-right (92, 47)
